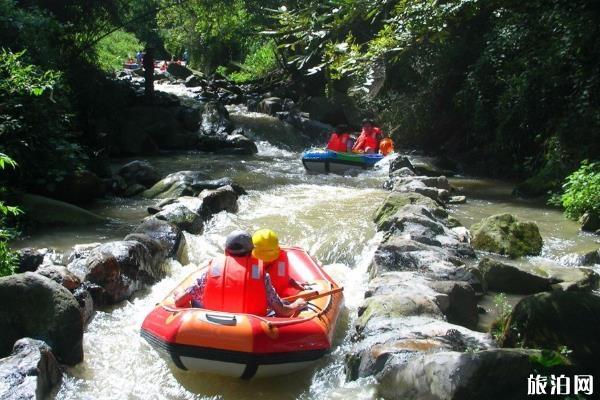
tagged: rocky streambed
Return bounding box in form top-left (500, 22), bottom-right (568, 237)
top-left (1, 74), bottom-right (599, 400)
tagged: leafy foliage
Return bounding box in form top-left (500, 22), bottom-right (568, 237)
top-left (551, 161), bottom-right (600, 221)
top-left (223, 40), bottom-right (278, 83)
top-left (0, 49), bottom-right (88, 192)
top-left (95, 29), bottom-right (142, 72)
top-left (0, 152), bottom-right (20, 277)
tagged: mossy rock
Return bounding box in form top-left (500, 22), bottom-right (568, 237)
top-left (373, 192), bottom-right (440, 230)
top-left (501, 291), bottom-right (600, 372)
top-left (470, 213), bottom-right (543, 258)
top-left (18, 193), bottom-right (107, 226)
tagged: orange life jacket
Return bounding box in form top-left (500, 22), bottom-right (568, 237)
top-left (379, 138), bottom-right (394, 156)
top-left (203, 254), bottom-right (268, 316)
top-left (326, 133), bottom-right (349, 152)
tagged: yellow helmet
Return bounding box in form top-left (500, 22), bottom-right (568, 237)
top-left (252, 229), bottom-right (280, 262)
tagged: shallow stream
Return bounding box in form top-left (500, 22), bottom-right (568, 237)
top-left (13, 91), bottom-right (596, 400)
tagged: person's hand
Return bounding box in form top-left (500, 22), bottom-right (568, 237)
top-left (293, 298), bottom-right (307, 310)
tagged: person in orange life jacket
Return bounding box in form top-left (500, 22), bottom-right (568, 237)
top-left (352, 119), bottom-right (383, 154)
top-left (326, 125), bottom-right (351, 152)
top-left (173, 230), bottom-right (306, 317)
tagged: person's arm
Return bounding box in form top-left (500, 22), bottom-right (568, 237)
top-left (265, 274), bottom-right (306, 317)
top-left (174, 273), bottom-right (207, 307)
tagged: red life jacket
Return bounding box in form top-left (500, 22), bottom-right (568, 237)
top-left (260, 250), bottom-right (298, 298)
top-left (353, 130), bottom-right (378, 152)
top-left (326, 133), bottom-right (349, 152)
top-left (203, 255), bottom-right (268, 316)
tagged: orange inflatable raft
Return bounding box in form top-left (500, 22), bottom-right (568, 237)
top-left (141, 246), bottom-right (344, 379)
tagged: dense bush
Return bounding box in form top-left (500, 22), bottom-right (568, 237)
top-left (0, 153), bottom-right (20, 277)
top-left (552, 161), bottom-right (600, 222)
top-left (0, 50), bottom-right (88, 193)
top-left (221, 40), bottom-right (278, 83)
top-left (95, 29), bottom-right (142, 72)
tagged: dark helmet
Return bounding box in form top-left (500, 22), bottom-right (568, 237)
top-left (225, 230), bottom-right (254, 256)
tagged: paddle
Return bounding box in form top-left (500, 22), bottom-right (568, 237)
top-left (282, 287), bottom-right (344, 303)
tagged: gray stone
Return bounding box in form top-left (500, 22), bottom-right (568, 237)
top-left (117, 160), bottom-right (161, 188)
top-left (0, 273), bottom-right (83, 365)
top-left (18, 194), bottom-right (107, 226)
top-left (0, 338), bottom-right (62, 400)
top-left (471, 213), bottom-right (543, 258)
top-left (132, 219), bottom-right (186, 261)
top-left (17, 249), bottom-right (44, 273)
top-left (36, 265), bottom-right (81, 292)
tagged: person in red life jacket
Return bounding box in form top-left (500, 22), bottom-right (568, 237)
top-left (326, 125), bottom-right (351, 152)
top-left (352, 119), bottom-right (383, 153)
top-left (173, 230), bottom-right (306, 317)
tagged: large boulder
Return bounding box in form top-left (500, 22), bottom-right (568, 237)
top-left (470, 213), bottom-right (543, 258)
top-left (166, 63), bottom-right (193, 79)
top-left (477, 258), bottom-right (551, 294)
top-left (0, 272), bottom-right (83, 365)
top-left (117, 160), bottom-right (161, 188)
top-left (184, 73), bottom-right (206, 88)
top-left (132, 219), bottom-right (186, 262)
top-left (197, 185), bottom-right (239, 218)
top-left (501, 291), bottom-right (600, 373)
top-left (302, 96), bottom-right (346, 125)
top-left (18, 194), bottom-right (107, 226)
top-left (0, 338), bottom-right (62, 400)
top-left (377, 349), bottom-right (573, 400)
top-left (579, 211), bottom-right (600, 233)
top-left (256, 97), bottom-right (284, 116)
top-left (83, 239), bottom-right (168, 305)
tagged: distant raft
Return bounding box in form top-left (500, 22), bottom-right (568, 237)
top-left (302, 149), bottom-right (383, 174)
top-left (141, 246), bottom-right (343, 379)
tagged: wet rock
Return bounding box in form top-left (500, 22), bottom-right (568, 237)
top-left (501, 291), bottom-right (600, 373)
top-left (117, 160), bottom-right (161, 188)
top-left (373, 192), bottom-right (440, 230)
top-left (388, 167), bottom-right (415, 181)
top-left (123, 183), bottom-right (146, 197)
top-left (17, 248), bottom-right (45, 273)
top-left (84, 239), bottom-right (168, 305)
top-left (256, 97), bottom-right (284, 116)
top-left (0, 338), bottom-right (62, 400)
top-left (199, 101), bottom-right (232, 136)
top-left (560, 248), bottom-right (600, 266)
top-left (73, 287), bottom-right (94, 324)
top-left (302, 96), bottom-right (346, 125)
top-left (477, 258), bottom-right (551, 294)
top-left (0, 272), bottom-right (83, 365)
top-left (377, 349), bottom-right (571, 400)
top-left (198, 185), bottom-right (239, 218)
top-left (132, 219), bottom-right (186, 261)
top-left (65, 243), bottom-right (101, 280)
top-left (470, 213), bottom-right (543, 258)
top-left (196, 131), bottom-right (258, 155)
top-left (484, 258), bottom-right (598, 293)
top-left (166, 63), bottom-right (193, 79)
top-left (53, 170), bottom-right (105, 204)
top-left (18, 194), bottom-right (107, 226)
top-left (36, 265), bottom-right (81, 291)
top-left (389, 156), bottom-right (415, 175)
top-left (579, 211), bottom-right (600, 233)
top-left (184, 74), bottom-right (206, 88)
top-left (147, 198), bottom-right (204, 234)
top-left (448, 195), bottom-right (467, 204)
top-left (412, 160), bottom-right (455, 177)
top-left (142, 171), bottom-right (209, 199)
top-left (347, 316), bottom-right (491, 380)
top-left (428, 281), bottom-right (478, 329)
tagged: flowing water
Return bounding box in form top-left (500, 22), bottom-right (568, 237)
top-left (13, 90), bottom-right (596, 399)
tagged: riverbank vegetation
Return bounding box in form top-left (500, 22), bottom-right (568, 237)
top-left (1, 0), bottom-right (599, 236)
